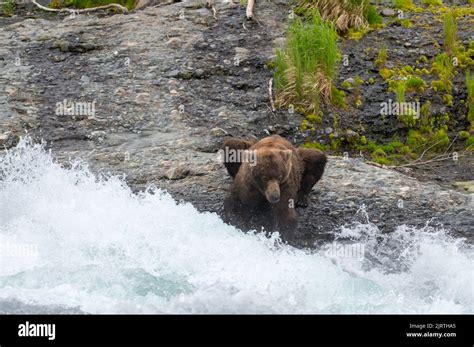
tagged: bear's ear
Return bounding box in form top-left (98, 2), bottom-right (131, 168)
top-left (280, 149), bottom-right (293, 162)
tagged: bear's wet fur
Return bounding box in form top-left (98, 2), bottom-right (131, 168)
top-left (222, 135), bottom-right (327, 237)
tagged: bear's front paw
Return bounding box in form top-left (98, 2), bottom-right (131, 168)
top-left (296, 195), bottom-right (309, 209)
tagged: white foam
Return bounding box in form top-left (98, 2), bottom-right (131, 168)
top-left (0, 138), bottom-right (472, 313)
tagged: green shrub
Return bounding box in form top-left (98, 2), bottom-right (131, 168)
top-left (443, 9), bottom-right (458, 56)
top-left (306, 113), bottom-right (323, 123)
top-left (394, 81), bottom-right (406, 103)
top-left (341, 80), bottom-right (352, 89)
top-left (364, 4), bottom-right (382, 26)
top-left (392, 0), bottom-right (415, 10)
top-left (406, 130), bottom-right (427, 149)
top-left (372, 148), bottom-right (387, 158)
top-left (274, 50), bottom-right (289, 92)
top-left (375, 47), bottom-right (387, 68)
top-left (420, 101), bottom-right (430, 118)
top-left (416, 56), bottom-right (429, 66)
top-left (1, 0), bottom-right (15, 16)
top-left (331, 86), bottom-right (347, 108)
top-left (371, 148), bottom-right (389, 164)
top-left (421, 0), bottom-right (442, 5)
top-left (432, 128), bottom-right (450, 151)
top-left (400, 19), bottom-right (413, 28)
top-left (354, 76), bottom-right (364, 86)
top-left (399, 145), bottom-right (411, 154)
top-left (406, 75), bottom-right (426, 92)
top-left (302, 142), bottom-right (328, 150)
top-left (401, 65), bottom-right (414, 75)
top-left (274, 10), bottom-right (340, 114)
top-left (296, 0), bottom-right (378, 32)
top-left (456, 45), bottom-right (474, 69)
top-left (458, 131), bottom-right (470, 140)
top-left (466, 136), bottom-right (474, 148)
top-left (381, 144), bottom-right (395, 153)
top-left (379, 68), bottom-right (392, 80)
top-left (431, 80), bottom-right (447, 92)
top-left (431, 53), bottom-right (454, 94)
top-left (443, 94), bottom-right (453, 106)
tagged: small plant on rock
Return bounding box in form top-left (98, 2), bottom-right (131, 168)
top-left (296, 0), bottom-right (381, 33)
top-left (392, 0), bottom-right (415, 10)
top-left (1, 0), bottom-right (15, 16)
top-left (406, 75), bottom-right (426, 92)
top-left (443, 9), bottom-right (458, 57)
top-left (375, 47), bottom-right (388, 68)
top-left (421, 0), bottom-right (442, 6)
top-left (274, 10), bottom-right (340, 115)
top-left (431, 53), bottom-right (454, 94)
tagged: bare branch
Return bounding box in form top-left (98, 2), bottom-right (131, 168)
top-left (211, 5), bottom-right (217, 19)
top-left (386, 153), bottom-right (465, 169)
top-left (408, 139), bottom-right (445, 166)
top-left (443, 135), bottom-right (458, 155)
top-left (246, 0), bottom-right (254, 19)
top-left (268, 77), bottom-right (276, 113)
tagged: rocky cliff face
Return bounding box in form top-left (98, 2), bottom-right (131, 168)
top-left (0, 0), bottom-right (472, 247)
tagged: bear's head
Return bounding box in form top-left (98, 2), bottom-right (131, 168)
top-left (244, 148), bottom-right (293, 204)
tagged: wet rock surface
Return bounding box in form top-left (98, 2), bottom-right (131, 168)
top-left (0, 0), bottom-right (473, 248)
top-left (333, 5), bottom-right (474, 142)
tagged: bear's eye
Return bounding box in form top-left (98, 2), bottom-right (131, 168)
top-left (278, 174), bottom-right (283, 181)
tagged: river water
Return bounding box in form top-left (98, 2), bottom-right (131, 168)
top-left (0, 138), bottom-right (472, 313)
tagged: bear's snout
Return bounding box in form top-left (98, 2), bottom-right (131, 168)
top-left (265, 180), bottom-right (280, 204)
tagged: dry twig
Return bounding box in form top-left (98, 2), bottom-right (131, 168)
top-left (386, 152), bottom-right (464, 169)
top-left (268, 77), bottom-right (276, 113)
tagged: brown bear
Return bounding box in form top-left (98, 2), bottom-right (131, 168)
top-left (222, 134), bottom-right (327, 234)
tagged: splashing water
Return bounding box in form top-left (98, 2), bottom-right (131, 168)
top-left (0, 138), bottom-right (473, 313)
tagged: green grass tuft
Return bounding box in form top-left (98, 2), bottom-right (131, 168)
top-left (1, 0), bottom-right (15, 16)
top-left (431, 52), bottom-right (454, 94)
top-left (392, 0), bottom-right (414, 10)
top-left (406, 75), bottom-right (426, 92)
top-left (364, 4), bottom-right (382, 25)
top-left (375, 47), bottom-right (387, 68)
top-left (296, 0), bottom-right (381, 32)
top-left (466, 136), bottom-right (474, 148)
top-left (394, 81), bottom-right (406, 103)
top-left (274, 10), bottom-right (340, 114)
top-left (50, 0), bottom-right (136, 10)
top-left (421, 0), bottom-right (442, 5)
top-left (399, 19), bottom-right (413, 28)
top-left (443, 9), bottom-right (458, 57)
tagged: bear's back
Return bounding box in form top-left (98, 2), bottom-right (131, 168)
top-left (251, 135), bottom-right (294, 151)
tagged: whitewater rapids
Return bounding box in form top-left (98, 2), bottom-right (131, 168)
top-left (0, 138), bottom-right (472, 313)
